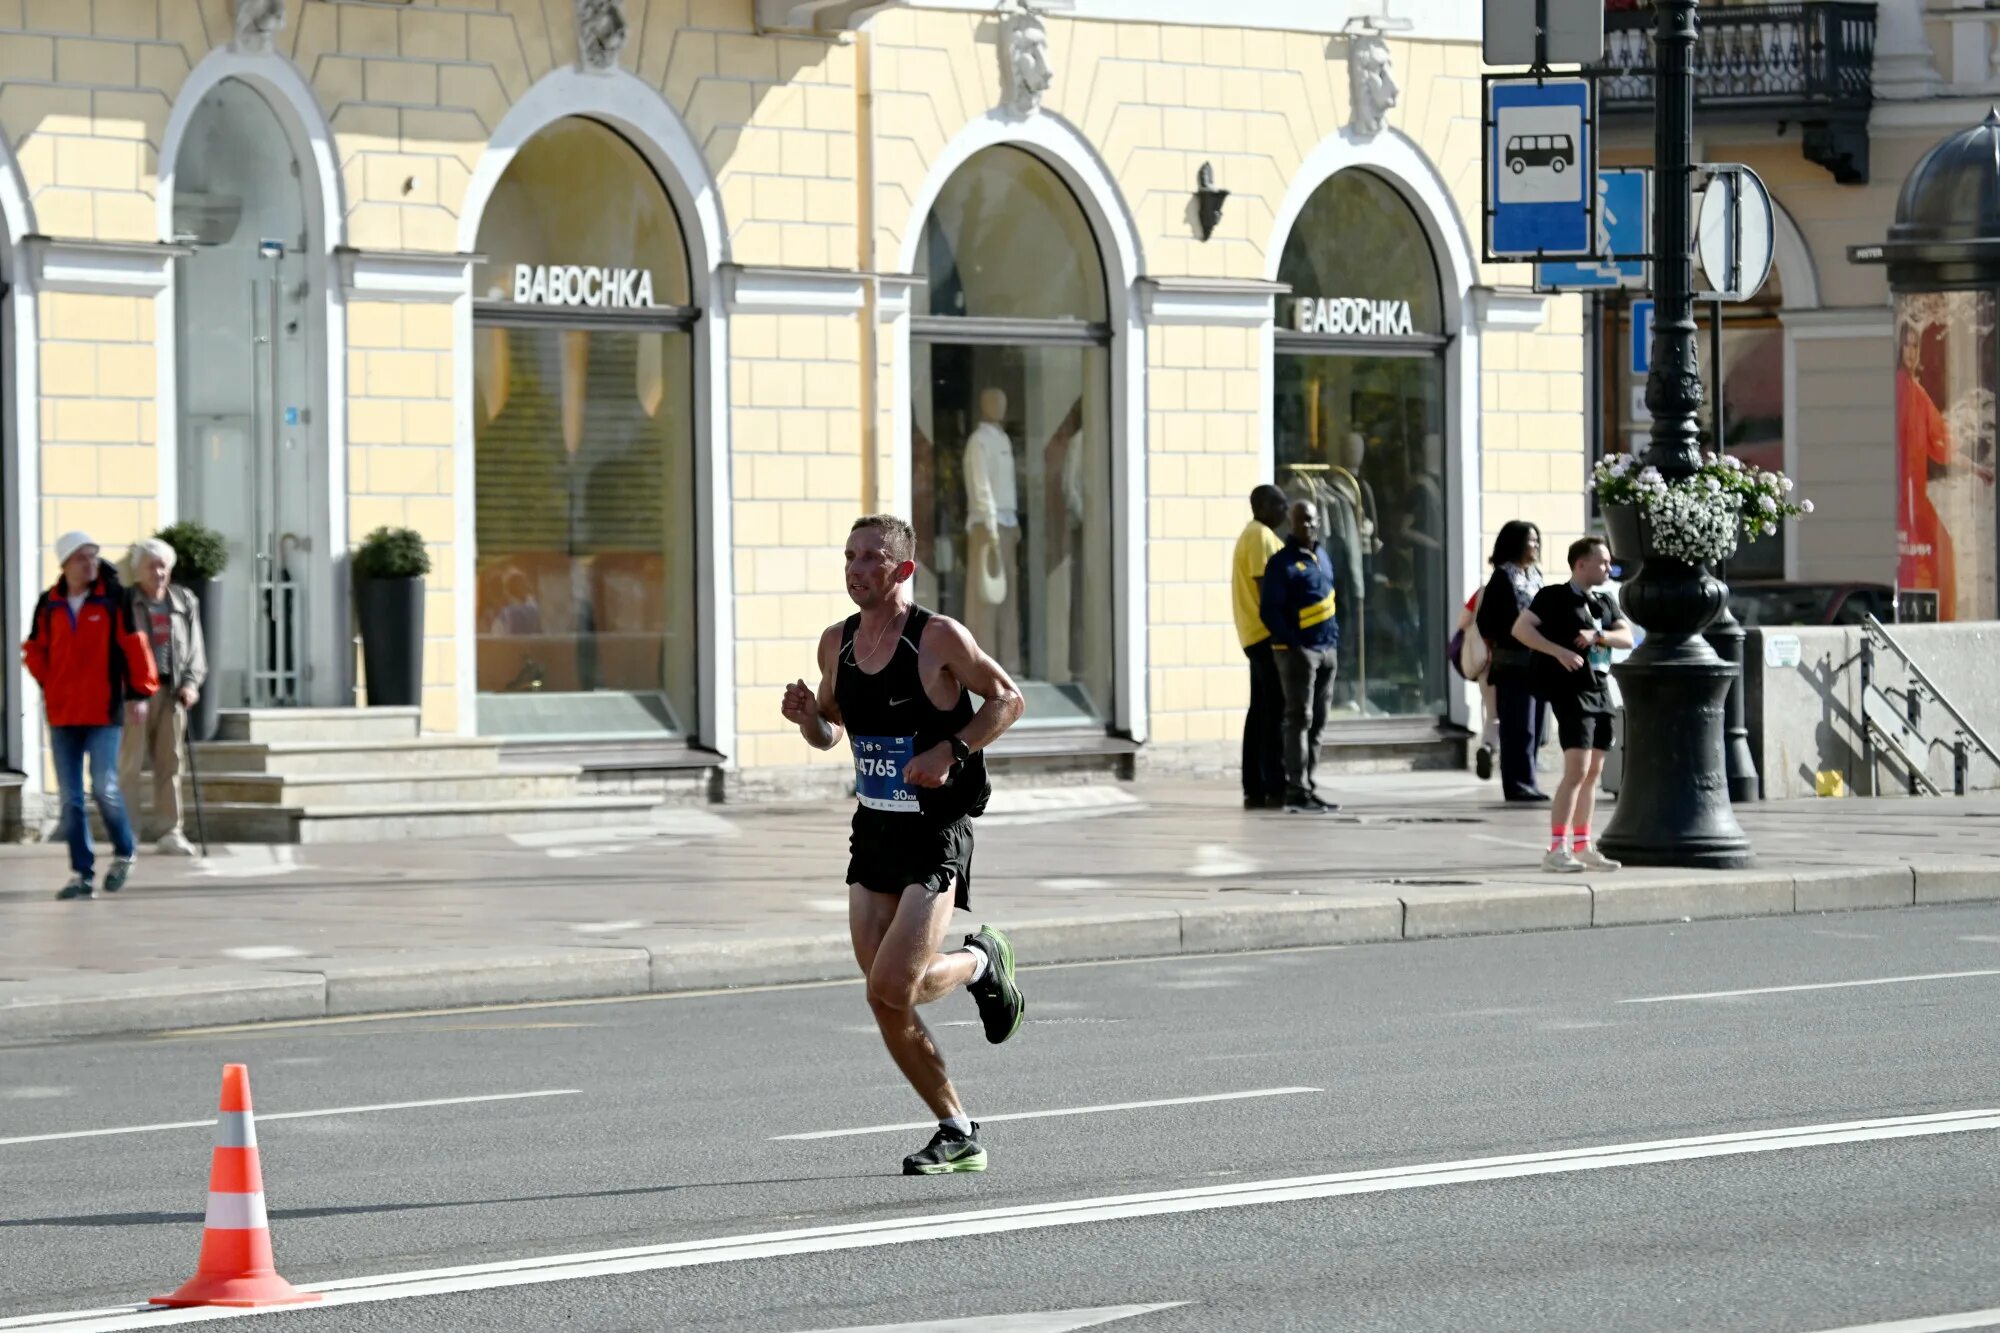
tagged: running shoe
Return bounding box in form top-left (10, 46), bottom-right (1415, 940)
top-left (903, 1123), bottom-right (987, 1175)
top-left (55, 875), bottom-right (94, 901)
top-left (965, 926), bottom-right (1024, 1045)
top-left (1541, 848), bottom-right (1585, 874)
top-left (1574, 847), bottom-right (1622, 872)
top-left (102, 856), bottom-right (135, 894)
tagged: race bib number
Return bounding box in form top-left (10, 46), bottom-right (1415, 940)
top-left (853, 735), bottom-right (919, 813)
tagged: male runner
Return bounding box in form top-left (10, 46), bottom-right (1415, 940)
top-left (781, 514), bottom-right (1028, 1175)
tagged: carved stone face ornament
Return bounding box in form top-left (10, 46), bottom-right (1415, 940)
top-left (232, 0), bottom-right (285, 55)
top-left (1348, 34), bottom-right (1399, 140)
top-left (576, 0), bottom-right (629, 74)
top-left (1001, 2), bottom-right (1053, 119)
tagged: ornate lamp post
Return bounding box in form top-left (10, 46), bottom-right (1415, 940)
top-left (1598, 0), bottom-right (1755, 869)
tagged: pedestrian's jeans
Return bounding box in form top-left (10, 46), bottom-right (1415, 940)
top-left (1495, 671), bottom-right (1546, 799)
top-left (1241, 641), bottom-right (1286, 803)
top-left (50, 724), bottom-right (135, 881)
top-left (1276, 643), bottom-right (1336, 802)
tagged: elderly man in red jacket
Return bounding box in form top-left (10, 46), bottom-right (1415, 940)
top-left (22, 530), bottom-right (159, 899)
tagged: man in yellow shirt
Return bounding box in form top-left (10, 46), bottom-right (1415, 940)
top-left (1232, 485), bottom-right (1289, 809)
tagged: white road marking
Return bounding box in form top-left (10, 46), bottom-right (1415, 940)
top-left (1041, 878), bottom-right (1116, 891)
top-left (1793, 1307), bottom-right (2000, 1333)
top-left (220, 946), bottom-right (306, 961)
top-left (12, 1107), bottom-right (2000, 1331)
top-left (788, 1305), bottom-right (1187, 1333)
top-left (546, 845), bottom-right (634, 860)
top-left (1621, 969), bottom-right (2000, 1004)
top-left (0, 1089), bottom-right (579, 1147)
top-left (1, 1086), bottom-right (68, 1099)
top-left (772, 1088), bottom-right (1322, 1140)
top-left (566, 920), bottom-right (649, 935)
top-left (1956, 935), bottom-right (2000, 945)
top-left (507, 812), bottom-right (736, 849)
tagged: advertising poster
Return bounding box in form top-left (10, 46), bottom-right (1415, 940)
top-left (1895, 292), bottom-right (1998, 621)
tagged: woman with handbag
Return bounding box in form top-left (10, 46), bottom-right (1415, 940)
top-left (1452, 589), bottom-right (1498, 779)
top-left (1474, 521), bottom-right (1548, 802)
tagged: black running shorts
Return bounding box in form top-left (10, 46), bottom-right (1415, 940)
top-left (1552, 693), bottom-right (1614, 753)
top-left (847, 811), bottom-right (974, 911)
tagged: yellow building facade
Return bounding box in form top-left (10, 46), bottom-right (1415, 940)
top-left (0, 0), bottom-right (1587, 814)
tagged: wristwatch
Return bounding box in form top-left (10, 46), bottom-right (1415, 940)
top-left (948, 735), bottom-right (972, 764)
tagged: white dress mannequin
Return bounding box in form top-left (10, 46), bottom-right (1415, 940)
top-left (963, 386), bottom-right (1022, 670)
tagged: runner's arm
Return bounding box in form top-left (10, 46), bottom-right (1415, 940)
top-left (782, 624), bottom-right (844, 750)
top-left (903, 617), bottom-right (1024, 787)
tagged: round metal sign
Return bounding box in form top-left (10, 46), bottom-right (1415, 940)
top-left (1695, 164), bottom-right (1775, 303)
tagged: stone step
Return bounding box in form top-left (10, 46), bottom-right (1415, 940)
top-left (186, 795), bottom-right (664, 845)
top-left (214, 707), bottom-right (423, 744)
top-left (191, 736), bottom-right (505, 776)
top-left (184, 766), bottom-right (583, 808)
top-left (1318, 720), bottom-right (1472, 775)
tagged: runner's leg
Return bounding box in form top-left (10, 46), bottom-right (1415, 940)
top-left (854, 881), bottom-right (975, 1120)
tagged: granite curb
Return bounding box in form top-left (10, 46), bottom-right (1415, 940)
top-left (3, 862), bottom-right (1995, 1043)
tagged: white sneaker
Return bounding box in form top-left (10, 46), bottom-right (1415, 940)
top-left (157, 831), bottom-right (197, 856)
top-left (1574, 847), bottom-right (1622, 871)
top-left (1541, 848), bottom-right (1585, 874)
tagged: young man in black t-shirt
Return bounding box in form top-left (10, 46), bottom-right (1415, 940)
top-left (1512, 536), bottom-right (1633, 873)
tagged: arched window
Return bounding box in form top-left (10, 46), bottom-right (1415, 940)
top-left (1273, 169), bottom-right (1450, 720)
top-left (912, 146), bottom-right (1115, 727)
top-left (471, 118), bottom-right (698, 739)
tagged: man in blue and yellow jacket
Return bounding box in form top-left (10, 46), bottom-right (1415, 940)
top-left (1259, 500), bottom-right (1340, 813)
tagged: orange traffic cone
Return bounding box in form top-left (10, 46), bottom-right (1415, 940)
top-left (152, 1064), bottom-right (320, 1308)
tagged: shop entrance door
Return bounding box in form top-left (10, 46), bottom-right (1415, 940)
top-left (174, 79), bottom-right (320, 709)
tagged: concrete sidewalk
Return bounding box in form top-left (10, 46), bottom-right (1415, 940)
top-left (3, 771), bottom-right (1996, 1042)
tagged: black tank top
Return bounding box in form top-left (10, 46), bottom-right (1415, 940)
top-left (834, 604), bottom-right (989, 825)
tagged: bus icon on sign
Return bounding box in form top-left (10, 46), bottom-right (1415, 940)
top-left (1506, 134), bottom-right (1575, 176)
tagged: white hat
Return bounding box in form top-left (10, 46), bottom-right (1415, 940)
top-left (54, 531), bottom-right (98, 565)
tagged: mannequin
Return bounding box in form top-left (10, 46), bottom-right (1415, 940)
top-left (1042, 399), bottom-right (1084, 685)
top-left (963, 385), bottom-right (1022, 670)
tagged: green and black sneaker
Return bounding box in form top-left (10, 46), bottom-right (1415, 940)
top-left (965, 925), bottom-right (1025, 1045)
top-left (902, 1122), bottom-right (987, 1175)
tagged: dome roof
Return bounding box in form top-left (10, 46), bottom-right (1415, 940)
top-left (1891, 108), bottom-right (2000, 245)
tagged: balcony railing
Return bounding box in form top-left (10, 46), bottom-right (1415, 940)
top-left (1591, 2), bottom-right (1877, 181)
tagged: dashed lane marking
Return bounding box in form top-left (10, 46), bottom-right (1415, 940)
top-left (1621, 969), bottom-right (2000, 1004)
top-left (0, 1089), bottom-right (580, 1148)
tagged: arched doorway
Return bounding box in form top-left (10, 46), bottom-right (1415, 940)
top-left (1273, 169), bottom-right (1450, 721)
top-left (172, 77), bottom-right (327, 709)
top-left (470, 116), bottom-right (699, 740)
top-left (912, 145), bottom-right (1116, 729)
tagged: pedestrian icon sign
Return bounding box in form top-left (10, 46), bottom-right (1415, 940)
top-left (1538, 168), bottom-right (1651, 291)
top-left (1485, 77), bottom-right (1595, 260)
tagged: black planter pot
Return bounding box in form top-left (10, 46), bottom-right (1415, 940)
top-left (178, 574), bottom-right (225, 742)
top-left (1598, 503), bottom-right (1754, 869)
top-left (355, 576), bottom-right (425, 708)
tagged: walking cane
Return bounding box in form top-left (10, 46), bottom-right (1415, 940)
top-left (180, 698), bottom-right (210, 859)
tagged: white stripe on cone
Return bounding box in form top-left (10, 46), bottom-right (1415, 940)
top-left (202, 1192), bottom-right (269, 1231)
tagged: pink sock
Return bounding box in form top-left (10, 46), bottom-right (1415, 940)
top-left (1549, 826), bottom-right (1569, 852)
top-left (1574, 827), bottom-right (1592, 852)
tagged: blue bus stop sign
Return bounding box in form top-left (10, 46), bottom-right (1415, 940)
top-left (1630, 299), bottom-right (1654, 377)
top-left (1487, 77), bottom-right (1594, 260)
top-left (1538, 168), bottom-right (1650, 291)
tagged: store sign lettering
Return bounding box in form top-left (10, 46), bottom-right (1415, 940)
top-left (1291, 297), bottom-right (1415, 338)
top-left (512, 264), bottom-right (657, 309)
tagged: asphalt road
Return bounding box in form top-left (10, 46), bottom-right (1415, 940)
top-left (6, 904), bottom-right (2000, 1331)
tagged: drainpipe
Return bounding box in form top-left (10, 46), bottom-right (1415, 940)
top-left (855, 28), bottom-right (880, 514)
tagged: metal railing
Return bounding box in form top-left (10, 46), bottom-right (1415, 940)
top-left (1857, 615), bottom-right (2000, 797)
top-left (1593, 3), bottom-right (1876, 115)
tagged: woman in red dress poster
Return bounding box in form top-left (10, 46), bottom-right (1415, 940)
top-left (1896, 321), bottom-right (1955, 616)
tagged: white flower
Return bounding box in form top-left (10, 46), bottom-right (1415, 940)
top-left (1639, 466), bottom-right (1662, 485)
top-left (1706, 477), bottom-right (1723, 493)
top-left (1781, 476), bottom-right (1794, 493)
top-left (1801, 499), bottom-right (1815, 514)
top-left (1759, 495), bottom-right (1777, 513)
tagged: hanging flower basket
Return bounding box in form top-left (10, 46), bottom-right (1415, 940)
top-left (1594, 452), bottom-right (1812, 568)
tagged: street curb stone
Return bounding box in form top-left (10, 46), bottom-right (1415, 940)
top-left (6, 864), bottom-right (1999, 1043)
top-left (1179, 897), bottom-right (1403, 952)
top-left (1402, 884), bottom-right (1592, 938)
top-left (1911, 863), bottom-right (2000, 905)
top-left (1795, 868), bottom-right (1915, 913)
top-left (314, 947), bottom-right (651, 1016)
top-left (1590, 874), bottom-right (1795, 926)
top-left (0, 967), bottom-right (326, 1041)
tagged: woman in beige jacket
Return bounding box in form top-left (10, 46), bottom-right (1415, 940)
top-left (120, 538), bottom-right (209, 854)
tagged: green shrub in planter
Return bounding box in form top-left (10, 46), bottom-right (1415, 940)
top-left (353, 526), bottom-right (432, 580)
top-left (353, 527), bottom-right (429, 708)
top-left (155, 521), bottom-right (229, 581)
